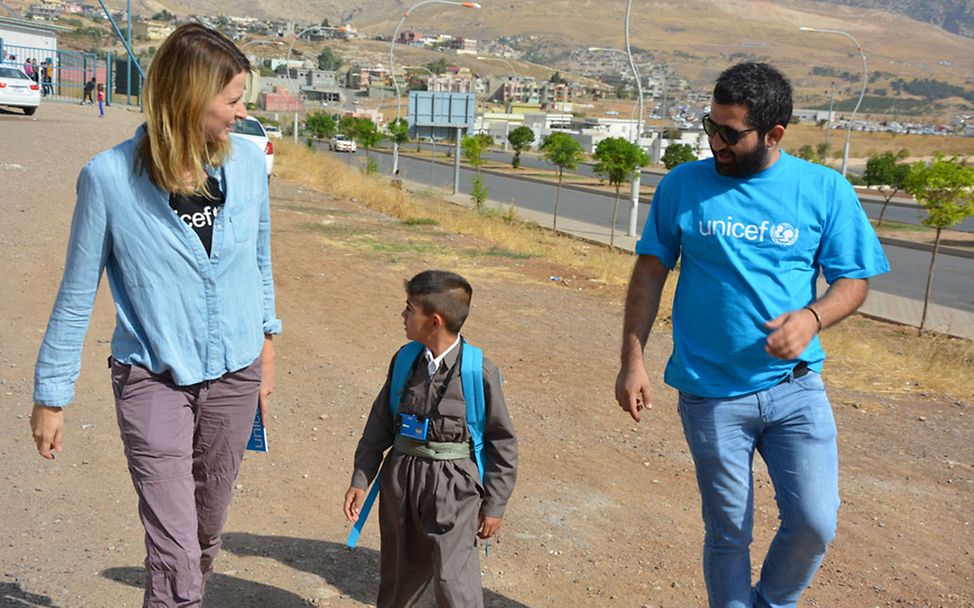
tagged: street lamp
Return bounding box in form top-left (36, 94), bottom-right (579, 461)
top-left (477, 55), bottom-right (518, 150)
top-left (390, 0), bottom-right (481, 176)
top-left (477, 55), bottom-right (517, 78)
top-left (799, 26), bottom-right (867, 177)
top-left (240, 39), bottom-right (285, 49)
top-left (589, 0), bottom-right (645, 240)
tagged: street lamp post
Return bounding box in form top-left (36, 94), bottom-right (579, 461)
top-left (799, 26), bottom-right (867, 177)
top-left (590, 6), bottom-right (644, 240)
top-left (477, 55), bottom-right (517, 151)
top-left (390, 0), bottom-right (481, 176)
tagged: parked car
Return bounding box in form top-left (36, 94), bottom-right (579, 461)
top-left (230, 116), bottom-right (274, 177)
top-left (329, 133), bottom-right (357, 153)
top-left (0, 66), bottom-right (41, 115)
top-left (264, 124), bottom-right (283, 139)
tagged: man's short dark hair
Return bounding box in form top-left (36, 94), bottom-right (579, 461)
top-left (713, 62), bottom-right (793, 134)
top-left (405, 270), bottom-right (473, 334)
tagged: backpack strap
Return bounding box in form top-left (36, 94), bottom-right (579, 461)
top-left (460, 341), bottom-right (486, 482)
top-left (346, 341), bottom-right (425, 549)
top-left (389, 341), bottom-right (424, 416)
top-left (346, 340), bottom-right (488, 549)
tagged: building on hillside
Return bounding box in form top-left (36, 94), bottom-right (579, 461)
top-left (142, 20), bottom-right (175, 40)
top-left (447, 37), bottom-right (477, 54)
top-left (347, 64), bottom-right (388, 90)
top-left (79, 4), bottom-right (105, 20)
top-left (26, 3), bottom-right (61, 20)
top-left (792, 108), bottom-right (833, 123)
top-left (259, 86), bottom-right (302, 112)
top-left (489, 76), bottom-right (541, 104)
top-left (427, 74), bottom-right (474, 94)
top-left (398, 29), bottom-right (421, 44)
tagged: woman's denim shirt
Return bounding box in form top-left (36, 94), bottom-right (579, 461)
top-left (33, 128), bottom-right (282, 406)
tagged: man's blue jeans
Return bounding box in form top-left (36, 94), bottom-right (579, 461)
top-left (677, 371), bottom-right (839, 608)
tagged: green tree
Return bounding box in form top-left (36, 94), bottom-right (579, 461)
top-left (539, 132), bottom-right (585, 231)
top-left (903, 154), bottom-right (974, 332)
top-left (470, 176), bottom-right (488, 212)
top-left (863, 151), bottom-right (911, 226)
top-left (661, 142), bottom-right (697, 170)
top-left (816, 142), bottom-right (831, 162)
top-left (338, 115), bottom-right (358, 136)
top-left (305, 112), bottom-right (336, 140)
top-left (461, 133), bottom-right (492, 176)
top-left (388, 117), bottom-right (409, 147)
top-left (507, 126), bottom-right (535, 169)
top-left (353, 119), bottom-right (383, 164)
top-left (797, 144), bottom-right (816, 162)
top-left (424, 58), bottom-right (449, 75)
top-left (593, 137), bottom-right (648, 247)
top-left (317, 47), bottom-right (343, 71)
top-left (462, 134), bottom-right (492, 210)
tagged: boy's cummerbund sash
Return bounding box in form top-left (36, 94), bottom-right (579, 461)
top-left (394, 435), bottom-right (471, 460)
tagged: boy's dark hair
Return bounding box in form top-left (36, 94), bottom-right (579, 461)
top-left (405, 270), bottom-right (473, 334)
top-left (713, 62), bottom-right (793, 134)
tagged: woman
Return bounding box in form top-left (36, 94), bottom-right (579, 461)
top-left (29, 23), bottom-right (280, 607)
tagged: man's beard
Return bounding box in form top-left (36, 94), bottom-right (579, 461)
top-left (712, 142), bottom-right (770, 178)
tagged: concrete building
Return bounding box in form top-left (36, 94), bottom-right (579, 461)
top-left (26, 3), bottom-right (61, 21)
top-left (259, 86), bottom-right (302, 112)
top-left (0, 16), bottom-right (66, 62)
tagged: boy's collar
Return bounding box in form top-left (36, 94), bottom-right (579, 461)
top-left (424, 334), bottom-right (461, 364)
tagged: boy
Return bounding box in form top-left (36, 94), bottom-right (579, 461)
top-left (344, 270), bottom-right (517, 608)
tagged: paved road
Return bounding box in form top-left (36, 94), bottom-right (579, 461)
top-left (325, 146), bottom-right (974, 313)
top-left (411, 142), bottom-right (974, 232)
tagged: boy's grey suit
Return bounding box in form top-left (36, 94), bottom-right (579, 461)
top-left (351, 343), bottom-right (517, 608)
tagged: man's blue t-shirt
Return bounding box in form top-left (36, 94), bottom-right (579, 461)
top-left (636, 151), bottom-right (889, 398)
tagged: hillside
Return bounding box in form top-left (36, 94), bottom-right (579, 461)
top-left (816, 0), bottom-right (974, 38)
top-left (6, 0), bottom-right (974, 117)
top-left (182, 0), bottom-right (974, 114)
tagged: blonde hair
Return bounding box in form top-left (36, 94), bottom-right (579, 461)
top-left (138, 23), bottom-right (250, 195)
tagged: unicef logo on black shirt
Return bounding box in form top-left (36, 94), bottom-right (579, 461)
top-left (770, 223), bottom-right (799, 246)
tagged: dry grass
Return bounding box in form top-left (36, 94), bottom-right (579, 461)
top-left (275, 142), bottom-right (640, 288)
top-left (782, 124), bottom-right (974, 162)
top-left (274, 141), bottom-right (974, 402)
top-left (822, 316), bottom-right (974, 400)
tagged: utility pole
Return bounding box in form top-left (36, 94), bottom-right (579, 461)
top-left (825, 80), bottom-right (835, 149)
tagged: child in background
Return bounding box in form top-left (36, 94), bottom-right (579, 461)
top-left (96, 83), bottom-right (104, 117)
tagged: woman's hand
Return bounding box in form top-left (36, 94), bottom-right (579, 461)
top-left (30, 405), bottom-right (64, 459)
top-left (259, 335), bottom-right (276, 422)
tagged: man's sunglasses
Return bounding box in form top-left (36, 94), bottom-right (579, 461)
top-left (702, 114), bottom-right (757, 145)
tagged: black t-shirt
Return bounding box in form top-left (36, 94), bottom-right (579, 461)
top-left (169, 174), bottom-right (225, 256)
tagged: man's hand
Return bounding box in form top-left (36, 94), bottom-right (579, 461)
top-left (478, 513), bottom-right (503, 539)
top-left (343, 487), bottom-right (366, 522)
top-left (30, 405), bottom-right (64, 460)
top-left (615, 363), bottom-right (653, 422)
top-left (765, 308), bottom-right (819, 360)
top-left (259, 336), bottom-right (276, 423)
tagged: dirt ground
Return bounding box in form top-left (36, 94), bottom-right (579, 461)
top-left (1, 103), bottom-right (972, 608)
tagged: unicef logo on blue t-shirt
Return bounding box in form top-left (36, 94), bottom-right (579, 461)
top-left (770, 223), bottom-right (799, 246)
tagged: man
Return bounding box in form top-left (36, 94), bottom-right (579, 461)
top-left (615, 62), bottom-right (888, 608)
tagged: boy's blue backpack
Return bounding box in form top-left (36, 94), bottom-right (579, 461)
top-left (345, 340), bottom-right (486, 549)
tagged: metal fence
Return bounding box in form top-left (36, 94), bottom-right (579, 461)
top-left (0, 40), bottom-right (104, 104)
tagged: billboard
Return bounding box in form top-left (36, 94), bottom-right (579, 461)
top-left (408, 91), bottom-right (475, 139)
